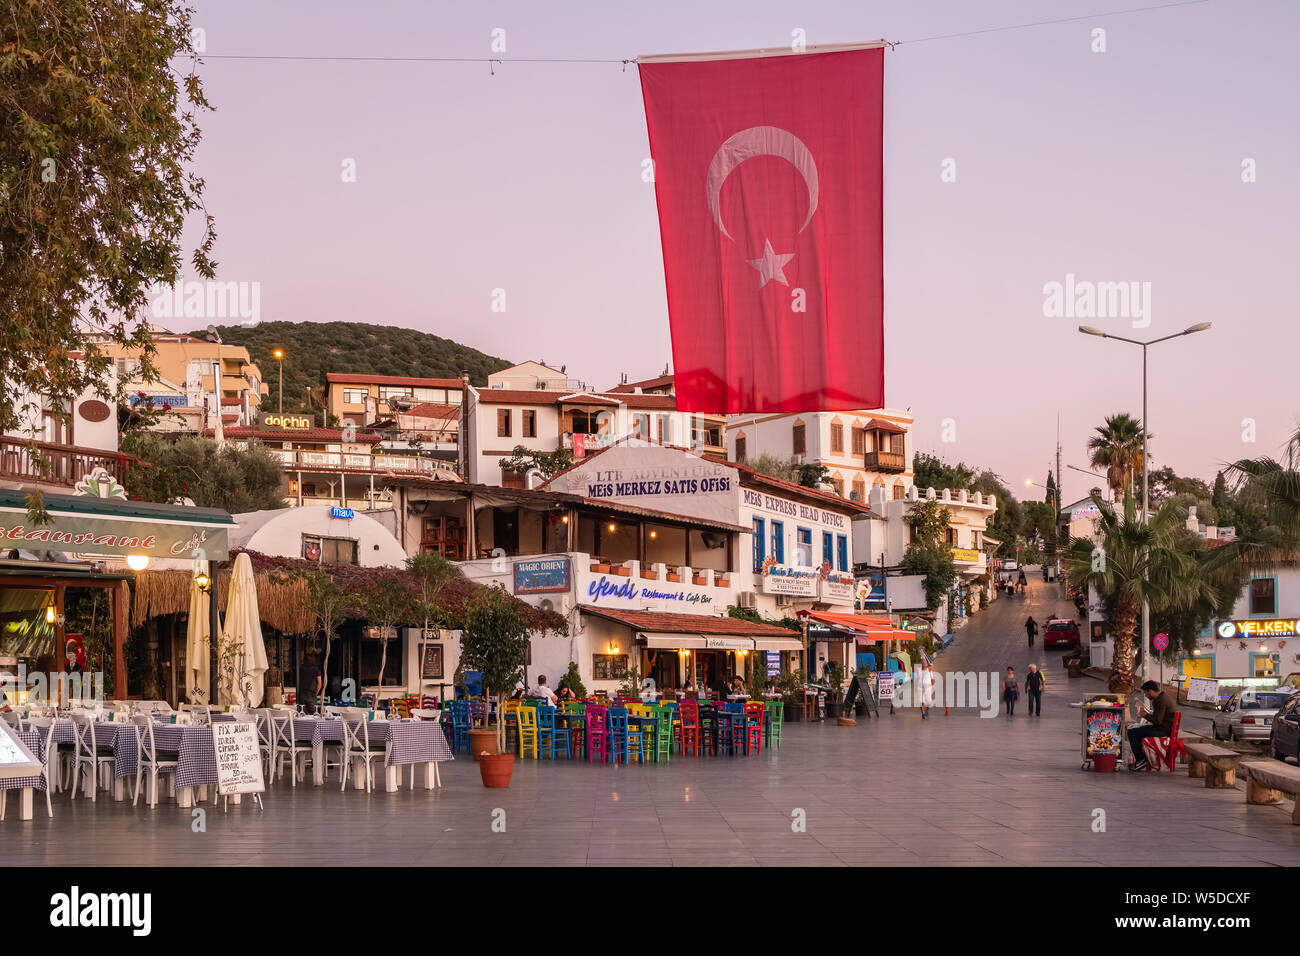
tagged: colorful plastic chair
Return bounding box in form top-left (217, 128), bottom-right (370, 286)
top-left (678, 700), bottom-right (700, 756)
top-left (607, 707), bottom-right (630, 764)
top-left (516, 705), bottom-right (539, 759)
top-left (744, 701), bottom-right (765, 756)
top-left (766, 700), bottom-right (784, 748)
top-left (585, 704), bottom-right (608, 764)
top-left (538, 706), bottom-right (570, 760)
top-left (651, 705), bottom-right (674, 763)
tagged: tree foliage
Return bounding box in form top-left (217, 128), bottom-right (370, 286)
top-left (743, 454), bottom-right (831, 489)
top-left (901, 542), bottom-right (957, 611)
top-left (459, 585), bottom-right (534, 750)
top-left (1, 1), bottom-right (213, 437)
top-left (120, 434), bottom-right (285, 511)
top-left (1087, 413), bottom-right (1147, 500)
top-left (499, 445), bottom-right (574, 479)
top-left (212, 321), bottom-right (511, 414)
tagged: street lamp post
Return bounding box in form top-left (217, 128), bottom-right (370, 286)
top-left (205, 325), bottom-right (225, 446)
top-left (1078, 322), bottom-right (1212, 690)
top-left (273, 349), bottom-right (284, 413)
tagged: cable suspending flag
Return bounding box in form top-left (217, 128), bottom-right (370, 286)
top-left (638, 44), bottom-right (885, 413)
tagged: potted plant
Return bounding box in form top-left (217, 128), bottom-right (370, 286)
top-left (641, 567), bottom-right (659, 580)
top-left (616, 666), bottom-right (644, 701)
top-left (459, 585), bottom-right (533, 787)
top-left (665, 569), bottom-right (681, 582)
top-left (692, 572), bottom-right (708, 585)
top-left (779, 668), bottom-right (805, 722)
top-left (591, 561), bottom-right (611, 573)
top-left (612, 564), bottom-right (631, 577)
top-left (558, 660), bottom-right (587, 700)
top-left (824, 661), bottom-right (846, 718)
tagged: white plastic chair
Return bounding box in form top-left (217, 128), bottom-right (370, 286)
top-left (275, 712), bottom-right (315, 786)
top-left (131, 716), bottom-right (178, 808)
top-left (69, 713), bottom-right (115, 801)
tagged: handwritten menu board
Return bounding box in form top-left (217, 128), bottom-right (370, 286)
top-left (212, 721), bottom-right (265, 796)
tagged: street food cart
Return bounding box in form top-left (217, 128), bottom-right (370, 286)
top-left (1081, 692), bottom-right (1126, 771)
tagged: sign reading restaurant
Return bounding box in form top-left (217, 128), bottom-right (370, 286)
top-left (1218, 619), bottom-right (1300, 639)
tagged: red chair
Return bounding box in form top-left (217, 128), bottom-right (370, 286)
top-left (1141, 711), bottom-right (1186, 772)
top-left (678, 700), bottom-right (700, 756)
top-left (585, 705), bottom-right (608, 764)
top-left (743, 702), bottom-right (765, 756)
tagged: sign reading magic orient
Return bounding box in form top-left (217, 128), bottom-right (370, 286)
top-left (0, 489), bottom-right (233, 560)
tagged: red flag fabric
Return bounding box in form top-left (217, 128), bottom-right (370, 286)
top-left (639, 46), bottom-right (884, 413)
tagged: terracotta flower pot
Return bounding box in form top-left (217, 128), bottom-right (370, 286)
top-left (692, 576), bottom-right (708, 585)
top-left (715, 576), bottom-right (729, 587)
top-left (468, 729), bottom-right (499, 761)
top-left (666, 573), bottom-right (681, 582)
top-left (592, 563), bottom-right (611, 573)
top-left (641, 571), bottom-right (659, 580)
top-left (479, 752), bottom-right (515, 788)
top-left (613, 567), bottom-right (631, 577)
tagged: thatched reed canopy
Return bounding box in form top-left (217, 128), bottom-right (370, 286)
top-left (130, 549), bottom-right (567, 637)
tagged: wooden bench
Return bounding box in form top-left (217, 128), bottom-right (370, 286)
top-left (1243, 760), bottom-right (1300, 825)
top-left (1183, 742), bottom-right (1243, 788)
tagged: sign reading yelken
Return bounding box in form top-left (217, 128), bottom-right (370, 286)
top-left (1218, 619), bottom-right (1300, 639)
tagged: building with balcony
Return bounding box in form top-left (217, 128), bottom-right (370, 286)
top-left (852, 482), bottom-right (1000, 633)
top-left (99, 328), bottom-right (266, 433)
top-left (726, 408), bottom-right (914, 503)
top-left (366, 469), bottom-right (803, 698)
top-left (461, 383), bottom-right (723, 487)
top-left (607, 373), bottom-right (727, 461)
top-left (208, 412), bottom-right (458, 511)
top-left (1, 363), bottom-right (132, 495)
top-left (324, 373), bottom-right (464, 430)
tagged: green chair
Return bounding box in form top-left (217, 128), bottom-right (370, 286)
top-left (651, 705), bottom-right (674, 763)
top-left (766, 700), bottom-right (784, 748)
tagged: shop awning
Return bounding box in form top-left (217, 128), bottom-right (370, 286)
top-left (0, 489), bottom-right (233, 561)
top-left (750, 635), bottom-right (805, 652)
top-left (582, 607), bottom-right (800, 650)
top-left (806, 610), bottom-right (915, 642)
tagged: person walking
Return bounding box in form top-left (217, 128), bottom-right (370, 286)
top-left (1024, 664), bottom-right (1045, 716)
top-left (917, 661), bottom-right (936, 720)
top-left (1025, 616), bottom-right (1039, 646)
top-left (1002, 667), bottom-right (1019, 716)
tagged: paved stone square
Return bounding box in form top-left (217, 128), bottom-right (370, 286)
top-left (6, 578), bottom-right (1298, 866)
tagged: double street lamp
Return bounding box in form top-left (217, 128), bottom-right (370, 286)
top-left (1077, 322), bottom-right (1212, 688)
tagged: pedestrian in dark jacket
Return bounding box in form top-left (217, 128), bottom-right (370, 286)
top-left (1025, 616), bottom-right (1039, 646)
top-left (1024, 664), bottom-right (1045, 716)
top-left (1002, 667), bottom-right (1019, 716)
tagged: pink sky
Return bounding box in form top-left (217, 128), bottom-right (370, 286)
top-left (175, 0), bottom-right (1299, 505)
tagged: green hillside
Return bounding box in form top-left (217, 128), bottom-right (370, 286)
top-left (212, 321), bottom-right (512, 413)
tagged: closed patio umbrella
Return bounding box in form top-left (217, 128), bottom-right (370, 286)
top-left (217, 553), bottom-right (269, 708)
top-left (186, 570), bottom-right (211, 705)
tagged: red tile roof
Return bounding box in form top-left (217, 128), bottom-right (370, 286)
top-left (732, 463), bottom-right (874, 515)
top-left (863, 418), bottom-right (907, 434)
top-left (326, 373), bottom-right (464, 389)
top-left (475, 389), bottom-right (572, 404)
top-left (403, 402), bottom-right (461, 420)
top-left (614, 393), bottom-right (678, 410)
top-left (579, 607), bottom-right (800, 638)
top-left (608, 374), bottom-right (675, 393)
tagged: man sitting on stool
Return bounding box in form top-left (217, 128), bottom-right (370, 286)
top-left (1127, 680), bottom-right (1177, 771)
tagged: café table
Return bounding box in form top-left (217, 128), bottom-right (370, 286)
top-left (1, 728), bottom-right (47, 820)
top-left (626, 714), bottom-right (657, 762)
top-left (114, 722), bottom-right (216, 808)
top-left (282, 715), bottom-right (453, 790)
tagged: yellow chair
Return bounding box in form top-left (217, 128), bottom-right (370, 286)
top-left (517, 705), bottom-right (539, 759)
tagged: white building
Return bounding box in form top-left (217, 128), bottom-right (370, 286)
top-left (727, 408), bottom-right (914, 503)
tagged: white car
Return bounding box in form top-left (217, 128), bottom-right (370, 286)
top-left (1212, 689), bottom-right (1297, 742)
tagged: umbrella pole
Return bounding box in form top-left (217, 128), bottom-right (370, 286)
top-left (208, 559), bottom-right (220, 704)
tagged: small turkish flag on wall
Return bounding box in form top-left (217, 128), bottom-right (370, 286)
top-left (639, 45), bottom-right (884, 413)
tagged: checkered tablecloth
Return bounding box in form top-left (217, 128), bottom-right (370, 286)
top-left (1, 729), bottom-right (47, 792)
top-left (381, 719), bottom-right (453, 766)
top-left (113, 723), bottom-right (216, 789)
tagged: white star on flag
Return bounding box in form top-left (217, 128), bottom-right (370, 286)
top-left (746, 239), bottom-right (794, 288)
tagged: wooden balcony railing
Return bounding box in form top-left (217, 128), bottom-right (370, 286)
top-left (0, 438), bottom-right (137, 489)
top-left (863, 450), bottom-right (906, 473)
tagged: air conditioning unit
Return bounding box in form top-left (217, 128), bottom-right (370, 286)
top-left (737, 591), bottom-right (758, 609)
top-left (790, 454), bottom-right (806, 465)
top-left (537, 596), bottom-right (571, 615)
top-left (775, 594), bottom-right (792, 607)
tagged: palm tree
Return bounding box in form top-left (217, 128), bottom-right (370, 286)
top-left (1087, 413), bottom-right (1148, 500)
top-left (1064, 491), bottom-right (1206, 694)
top-left (1213, 426), bottom-right (1300, 570)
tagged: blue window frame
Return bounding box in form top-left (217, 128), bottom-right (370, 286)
top-left (822, 532), bottom-right (834, 567)
top-left (770, 520), bottom-right (785, 564)
top-left (752, 517), bottom-right (765, 572)
top-left (797, 527), bottom-right (813, 566)
top-left (837, 534), bottom-right (848, 572)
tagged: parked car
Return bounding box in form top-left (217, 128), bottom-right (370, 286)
top-left (1043, 618), bottom-right (1081, 650)
top-left (1270, 692), bottom-right (1300, 763)
top-left (1277, 672), bottom-right (1300, 692)
top-left (1212, 689), bottom-right (1296, 742)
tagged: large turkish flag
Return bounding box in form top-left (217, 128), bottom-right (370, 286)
top-left (639, 46), bottom-right (884, 413)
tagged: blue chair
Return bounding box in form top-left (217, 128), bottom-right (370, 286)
top-left (607, 707), bottom-right (630, 764)
top-left (446, 700), bottom-right (471, 755)
top-left (538, 706), bottom-right (571, 760)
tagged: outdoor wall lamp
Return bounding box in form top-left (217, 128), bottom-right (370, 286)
top-left (607, 642), bottom-right (620, 654)
top-left (194, 570), bottom-right (213, 593)
top-left (1259, 644), bottom-right (1269, 653)
top-left (607, 523), bottom-right (617, 533)
top-left (45, 606), bottom-right (56, 625)
top-left (126, 554), bottom-right (150, 571)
